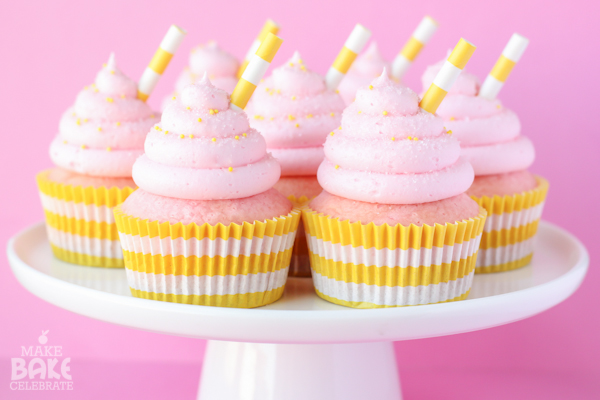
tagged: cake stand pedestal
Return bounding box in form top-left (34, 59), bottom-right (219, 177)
top-left (7, 221), bottom-right (588, 400)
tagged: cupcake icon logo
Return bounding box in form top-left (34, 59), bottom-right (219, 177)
top-left (10, 330), bottom-right (74, 391)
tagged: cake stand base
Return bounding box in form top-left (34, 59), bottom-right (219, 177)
top-left (199, 341), bottom-right (400, 400)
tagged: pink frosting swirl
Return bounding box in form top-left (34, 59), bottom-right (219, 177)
top-left (421, 59), bottom-right (534, 176)
top-left (318, 71), bottom-right (474, 205)
top-left (174, 41), bottom-right (239, 95)
top-left (50, 54), bottom-right (156, 177)
top-left (245, 52), bottom-right (346, 176)
top-left (133, 77), bottom-right (280, 200)
top-left (338, 42), bottom-right (391, 105)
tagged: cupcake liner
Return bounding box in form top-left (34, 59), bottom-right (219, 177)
top-left (302, 207), bottom-right (487, 308)
top-left (113, 206), bottom-right (301, 308)
top-left (36, 170), bottom-right (135, 268)
top-left (471, 176), bottom-right (548, 273)
top-left (286, 194), bottom-right (313, 278)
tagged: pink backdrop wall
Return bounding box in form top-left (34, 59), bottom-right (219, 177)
top-left (1, 0), bottom-right (598, 398)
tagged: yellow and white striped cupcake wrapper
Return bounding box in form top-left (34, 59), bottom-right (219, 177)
top-left (113, 207), bottom-right (301, 308)
top-left (36, 170), bottom-right (135, 268)
top-left (471, 176), bottom-right (549, 273)
top-left (302, 207), bottom-right (487, 308)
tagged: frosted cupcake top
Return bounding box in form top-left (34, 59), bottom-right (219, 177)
top-left (317, 71), bottom-right (474, 204)
top-left (133, 76), bottom-right (280, 200)
top-left (245, 52), bottom-right (346, 175)
top-left (50, 54), bottom-right (156, 177)
top-left (173, 41), bottom-right (239, 94)
top-left (421, 59), bottom-right (535, 176)
top-left (338, 42), bottom-right (391, 104)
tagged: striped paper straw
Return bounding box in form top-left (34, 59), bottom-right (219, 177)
top-left (237, 19), bottom-right (280, 79)
top-left (138, 25), bottom-right (187, 101)
top-left (230, 33), bottom-right (283, 111)
top-left (391, 16), bottom-right (438, 80)
top-left (325, 24), bottom-right (372, 90)
top-left (419, 38), bottom-right (476, 114)
top-left (478, 33), bottom-right (529, 99)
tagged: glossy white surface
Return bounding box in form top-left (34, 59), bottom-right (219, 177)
top-left (7, 221), bottom-right (588, 344)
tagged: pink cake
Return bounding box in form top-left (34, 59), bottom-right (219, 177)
top-left (303, 71), bottom-right (486, 308)
top-left (38, 54), bottom-right (158, 267)
top-left (115, 77), bottom-right (300, 308)
top-left (338, 42), bottom-right (390, 105)
top-left (162, 41), bottom-right (239, 110)
top-left (421, 59), bottom-right (548, 273)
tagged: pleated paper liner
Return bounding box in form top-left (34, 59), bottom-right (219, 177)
top-left (302, 207), bottom-right (487, 309)
top-left (36, 169), bottom-right (135, 268)
top-left (287, 194), bottom-right (313, 278)
top-left (113, 206), bottom-right (301, 308)
top-left (471, 176), bottom-right (548, 273)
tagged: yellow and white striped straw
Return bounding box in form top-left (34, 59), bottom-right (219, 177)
top-left (138, 25), bottom-right (187, 101)
top-left (478, 33), bottom-right (529, 100)
top-left (237, 19), bottom-right (280, 79)
top-left (230, 33), bottom-right (283, 111)
top-left (325, 24), bottom-right (372, 91)
top-left (419, 38), bottom-right (476, 114)
top-left (391, 16), bottom-right (439, 80)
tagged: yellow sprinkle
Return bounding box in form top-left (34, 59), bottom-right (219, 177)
top-left (197, 118), bottom-right (202, 122)
top-left (265, 87), bottom-right (270, 92)
top-left (335, 89), bottom-right (339, 93)
top-left (330, 132), bottom-right (334, 136)
top-left (120, 94), bottom-right (125, 98)
top-left (110, 70), bottom-right (115, 75)
top-left (97, 127), bottom-right (102, 131)
top-left (212, 137), bottom-right (216, 142)
top-left (186, 107), bottom-right (191, 110)
top-left (172, 96), bottom-right (176, 100)
top-left (335, 165), bottom-right (339, 169)
top-left (228, 167), bottom-right (233, 172)
top-left (76, 119), bottom-right (81, 125)
top-left (450, 117), bottom-right (455, 121)
top-left (369, 85), bottom-right (373, 90)
top-left (83, 86), bottom-right (88, 91)
top-left (291, 96), bottom-right (296, 100)
top-left (154, 126), bottom-right (162, 131)
top-left (214, 109), bottom-right (219, 114)
top-left (180, 134), bottom-right (184, 139)
top-left (300, 66), bottom-right (306, 71)
top-left (81, 144), bottom-right (86, 149)
top-left (298, 59), bottom-right (303, 64)
top-left (164, 130), bottom-right (169, 135)
top-left (270, 117), bottom-right (274, 121)
top-left (83, 118), bottom-right (88, 123)
top-left (358, 111), bottom-right (362, 114)
top-left (63, 140), bottom-right (67, 144)
top-left (93, 88), bottom-right (99, 93)
top-left (496, 104), bottom-right (502, 109)
top-left (407, 136), bottom-right (412, 140)
top-left (391, 137), bottom-right (395, 141)
top-left (295, 123), bottom-right (300, 128)
top-left (106, 147), bottom-right (112, 151)
top-left (150, 114), bottom-right (156, 118)
top-left (382, 111), bottom-right (388, 116)
top-left (338, 126), bottom-right (342, 130)
top-left (447, 130), bottom-right (453, 135)
top-left (330, 112), bottom-right (335, 117)
top-left (288, 115), bottom-right (295, 121)
top-left (102, 63), bottom-right (107, 68)
top-left (235, 136), bottom-right (239, 140)
top-left (242, 133), bottom-right (247, 137)
top-left (209, 109), bottom-right (215, 115)
top-left (189, 134), bottom-right (194, 139)
top-left (413, 137), bottom-right (419, 141)
top-left (306, 114), bottom-right (313, 118)
top-left (289, 62), bottom-right (294, 67)
top-left (116, 122), bottom-right (121, 126)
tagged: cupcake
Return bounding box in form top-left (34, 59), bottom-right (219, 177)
top-left (163, 41), bottom-right (239, 110)
top-left (338, 42), bottom-right (390, 105)
top-left (114, 76), bottom-right (300, 308)
top-left (303, 71), bottom-right (487, 308)
top-left (422, 60), bottom-right (548, 273)
top-left (245, 52), bottom-right (346, 277)
top-left (37, 54), bottom-right (157, 267)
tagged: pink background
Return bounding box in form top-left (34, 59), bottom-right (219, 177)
top-left (1, 0), bottom-right (598, 398)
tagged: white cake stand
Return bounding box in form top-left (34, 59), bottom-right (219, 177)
top-left (7, 221), bottom-right (588, 400)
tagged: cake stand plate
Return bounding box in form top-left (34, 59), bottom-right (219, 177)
top-left (7, 221), bottom-right (588, 400)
